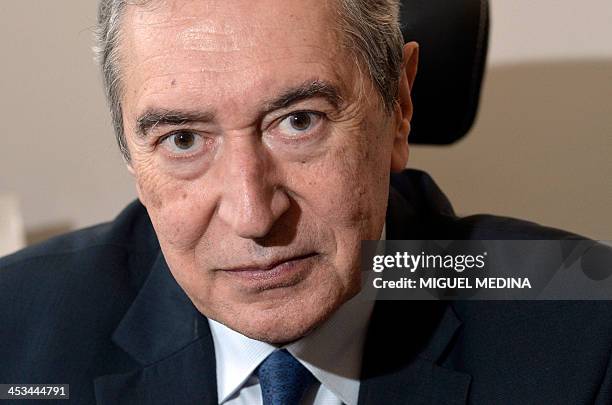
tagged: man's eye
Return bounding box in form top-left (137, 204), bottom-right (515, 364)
top-left (160, 131), bottom-right (204, 154)
top-left (277, 112), bottom-right (322, 136)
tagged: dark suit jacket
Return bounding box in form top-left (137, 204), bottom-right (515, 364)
top-left (1, 169), bottom-right (612, 404)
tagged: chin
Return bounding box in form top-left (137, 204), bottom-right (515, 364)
top-left (177, 253), bottom-right (364, 344)
top-left (240, 317), bottom-right (321, 345)
top-left (212, 285), bottom-right (349, 344)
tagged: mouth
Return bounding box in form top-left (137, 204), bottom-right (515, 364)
top-left (219, 252), bottom-right (319, 289)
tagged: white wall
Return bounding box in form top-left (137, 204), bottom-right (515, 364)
top-left (0, 1), bottom-right (135, 242)
top-left (487, 0), bottom-right (612, 65)
top-left (0, 0), bottom-right (610, 247)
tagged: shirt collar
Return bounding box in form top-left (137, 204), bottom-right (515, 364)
top-left (208, 318), bottom-right (276, 403)
top-left (208, 225), bottom-right (384, 405)
top-left (286, 285), bottom-right (375, 405)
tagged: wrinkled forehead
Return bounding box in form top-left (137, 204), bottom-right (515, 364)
top-left (117, 0), bottom-right (364, 120)
top-left (121, 0), bottom-right (344, 66)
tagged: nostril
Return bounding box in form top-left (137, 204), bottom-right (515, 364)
top-left (217, 184), bottom-right (292, 240)
top-left (270, 188), bottom-right (291, 219)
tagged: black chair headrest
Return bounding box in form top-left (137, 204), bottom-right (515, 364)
top-left (400, 0), bottom-right (489, 144)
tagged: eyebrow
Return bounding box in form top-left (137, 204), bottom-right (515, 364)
top-left (134, 79), bottom-right (343, 138)
top-left (136, 110), bottom-right (215, 139)
top-left (263, 79), bottom-right (343, 113)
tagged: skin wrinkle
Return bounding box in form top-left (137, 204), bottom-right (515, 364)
top-left (176, 20), bottom-right (253, 52)
top-left (130, 59), bottom-right (342, 116)
top-left (129, 53), bottom-right (345, 93)
top-left (134, 80), bottom-right (343, 140)
top-left (119, 0), bottom-right (416, 344)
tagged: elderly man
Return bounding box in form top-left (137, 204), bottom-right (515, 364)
top-left (1, 0), bottom-right (612, 404)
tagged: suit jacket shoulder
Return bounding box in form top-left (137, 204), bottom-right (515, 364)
top-left (389, 169), bottom-right (585, 240)
top-left (0, 200), bottom-right (158, 401)
top-left (367, 169), bottom-right (612, 404)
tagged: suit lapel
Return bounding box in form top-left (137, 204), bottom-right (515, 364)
top-left (94, 253), bottom-right (218, 405)
top-left (357, 185), bottom-right (471, 405)
top-left (357, 301), bottom-right (470, 405)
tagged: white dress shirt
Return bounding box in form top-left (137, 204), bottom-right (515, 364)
top-left (208, 227), bottom-right (385, 405)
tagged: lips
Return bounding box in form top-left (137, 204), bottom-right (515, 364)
top-left (218, 252), bottom-right (319, 287)
top-left (222, 252), bottom-right (317, 273)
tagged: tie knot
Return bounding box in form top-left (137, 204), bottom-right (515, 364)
top-left (256, 349), bottom-right (317, 405)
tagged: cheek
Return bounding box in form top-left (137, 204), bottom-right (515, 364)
top-left (334, 130), bottom-right (390, 221)
top-left (295, 127), bottom-right (391, 242)
top-left (136, 167), bottom-right (211, 253)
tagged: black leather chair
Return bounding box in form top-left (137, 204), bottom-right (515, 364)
top-left (401, 0), bottom-right (489, 144)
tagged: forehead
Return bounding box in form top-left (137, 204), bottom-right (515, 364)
top-left (120, 0), bottom-right (355, 116)
top-left (124, 0), bottom-right (339, 51)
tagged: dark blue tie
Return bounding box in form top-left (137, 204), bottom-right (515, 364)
top-left (256, 349), bottom-right (317, 405)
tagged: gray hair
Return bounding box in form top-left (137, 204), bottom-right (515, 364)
top-left (94, 0), bottom-right (405, 161)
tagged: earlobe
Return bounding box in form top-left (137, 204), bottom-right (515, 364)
top-left (390, 121), bottom-right (410, 172)
top-left (134, 180), bottom-right (145, 205)
top-left (126, 163), bottom-right (145, 203)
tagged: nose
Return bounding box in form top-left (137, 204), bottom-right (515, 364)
top-left (217, 137), bottom-right (290, 239)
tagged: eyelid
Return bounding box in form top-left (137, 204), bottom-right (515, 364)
top-left (270, 111), bottom-right (325, 142)
top-left (158, 128), bottom-right (197, 142)
top-left (159, 130), bottom-right (208, 157)
top-left (266, 109), bottom-right (324, 131)
top-left (262, 96), bottom-right (335, 128)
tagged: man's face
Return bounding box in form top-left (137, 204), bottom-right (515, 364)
top-left (120, 0), bottom-right (407, 343)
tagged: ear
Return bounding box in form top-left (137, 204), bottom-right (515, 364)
top-left (126, 162), bottom-right (144, 203)
top-left (390, 41), bottom-right (419, 173)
